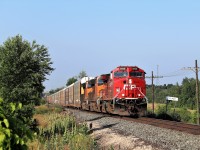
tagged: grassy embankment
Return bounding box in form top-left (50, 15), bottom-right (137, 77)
top-left (28, 105), bottom-right (96, 150)
top-left (147, 103), bottom-right (197, 124)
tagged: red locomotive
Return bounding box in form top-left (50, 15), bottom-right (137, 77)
top-left (47, 66), bottom-right (147, 116)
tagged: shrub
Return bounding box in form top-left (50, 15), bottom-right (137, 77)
top-left (0, 98), bottom-right (33, 150)
top-left (30, 112), bottom-right (96, 150)
top-left (35, 105), bottom-right (62, 114)
top-left (176, 108), bottom-right (191, 122)
top-left (69, 134), bottom-right (95, 150)
top-left (155, 105), bottom-right (181, 121)
top-left (146, 110), bottom-right (156, 118)
top-left (190, 111), bottom-right (197, 124)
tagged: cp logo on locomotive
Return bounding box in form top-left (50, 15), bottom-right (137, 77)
top-left (123, 84), bottom-right (136, 90)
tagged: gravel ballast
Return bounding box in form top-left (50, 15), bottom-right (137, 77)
top-left (66, 108), bottom-right (200, 150)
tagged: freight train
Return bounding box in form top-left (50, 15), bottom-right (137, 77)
top-left (47, 66), bottom-right (148, 116)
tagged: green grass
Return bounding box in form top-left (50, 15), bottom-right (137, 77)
top-left (147, 103), bottom-right (197, 124)
top-left (35, 105), bottom-right (63, 114)
top-left (29, 105), bottom-right (97, 150)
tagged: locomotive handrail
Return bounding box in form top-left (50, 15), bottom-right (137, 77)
top-left (136, 87), bottom-right (148, 102)
top-left (113, 88), bottom-right (125, 100)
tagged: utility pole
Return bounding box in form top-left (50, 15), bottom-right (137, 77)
top-left (152, 71), bottom-right (155, 114)
top-left (182, 60), bottom-right (200, 125)
top-left (196, 60), bottom-right (199, 125)
top-left (146, 72), bottom-right (163, 114)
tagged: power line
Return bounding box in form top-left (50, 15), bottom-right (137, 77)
top-left (146, 75), bottom-right (163, 79)
top-left (147, 69), bottom-right (193, 79)
top-left (162, 69), bottom-right (194, 77)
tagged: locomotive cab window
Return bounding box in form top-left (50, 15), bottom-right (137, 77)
top-left (114, 72), bottom-right (128, 77)
top-left (87, 83), bottom-right (95, 88)
top-left (87, 79), bottom-right (96, 88)
top-left (129, 72), bottom-right (143, 77)
top-left (98, 79), bottom-right (104, 86)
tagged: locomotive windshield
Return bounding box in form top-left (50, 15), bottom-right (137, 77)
top-left (98, 79), bottom-right (104, 85)
top-left (114, 72), bottom-right (128, 77)
top-left (129, 72), bottom-right (143, 77)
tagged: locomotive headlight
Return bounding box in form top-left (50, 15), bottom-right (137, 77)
top-left (116, 88), bottom-right (120, 93)
top-left (138, 94), bottom-right (141, 97)
top-left (129, 79), bottom-right (132, 84)
top-left (122, 94), bottom-right (125, 97)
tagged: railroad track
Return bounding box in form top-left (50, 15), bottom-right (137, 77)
top-left (113, 116), bottom-right (200, 135)
top-left (65, 107), bottom-right (200, 135)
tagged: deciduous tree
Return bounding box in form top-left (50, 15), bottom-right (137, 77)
top-left (66, 77), bottom-right (77, 86)
top-left (0, 35), bottom-right (54, 149)
top-left (0, 35), bottom-right (54, 105)
top-left (78, 70), bottom-right (87, 79)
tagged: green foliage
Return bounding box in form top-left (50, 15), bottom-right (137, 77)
top-left (176, 108), bottom-right (192, 122)
top-left (0, 98), bottom-right (33, 150)
top-left (78, 70), bottom-right (87, 79)
top-left (39, 98), bottom-right (46, 105)
top-left (156, 105), bottom-right (166, 115)
top-left (179, 78), bottom-right (196, 108)
top-left (32, 112), bottom-right (96, 150)
top-left (0, 35), bottom-right (54, 105)
top-left (146, 77), bottom-right (200, 124)
top-left (146, 77), bottom-right (197, 109)
top-left (66, 77), bottom-right (77, 86)
top-left (69, 134), bottom-right (94, 150)
top-left (35, 105), bottom-right (62, 114)
top-left (190, 111), bottom-right (197, 124)
top-left (151, 104), bottom-right (198, 123)
top-left (0, 35), bottom-right (54, 149)
top-left (35, 105), bottom-right (51, 114)
top-left (48, 87), bottom-right (65, 95)
top-left (66, 70), bottom-right (87, 87)
top-left (155, 105), bottom-right (177, 121)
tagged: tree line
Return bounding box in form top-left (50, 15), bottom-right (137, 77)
top-left (48, 70), bottom-right (87, 95)
top-left (146, 77), bottom-right (198, 110)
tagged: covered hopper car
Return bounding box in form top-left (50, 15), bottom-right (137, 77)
top-left (47, 66), bottom-right (148, 116)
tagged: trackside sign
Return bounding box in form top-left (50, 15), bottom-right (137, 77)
top-left (166, 96), bottom-right (178, 101)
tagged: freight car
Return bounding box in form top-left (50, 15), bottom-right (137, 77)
top-left (47, 66), bottom-right (148, 116)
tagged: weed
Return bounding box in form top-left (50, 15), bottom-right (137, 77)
top-left (29, 110), bottom-right (96, 150)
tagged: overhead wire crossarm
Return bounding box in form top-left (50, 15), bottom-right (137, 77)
top-left (162, 69), bottom-right (194, 77)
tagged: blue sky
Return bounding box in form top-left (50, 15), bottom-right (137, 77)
top-left (0, 1), bottom-right (200, 91)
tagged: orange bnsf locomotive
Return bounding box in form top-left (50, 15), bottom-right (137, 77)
top-left (47, 66), bottom-right (148, 116)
